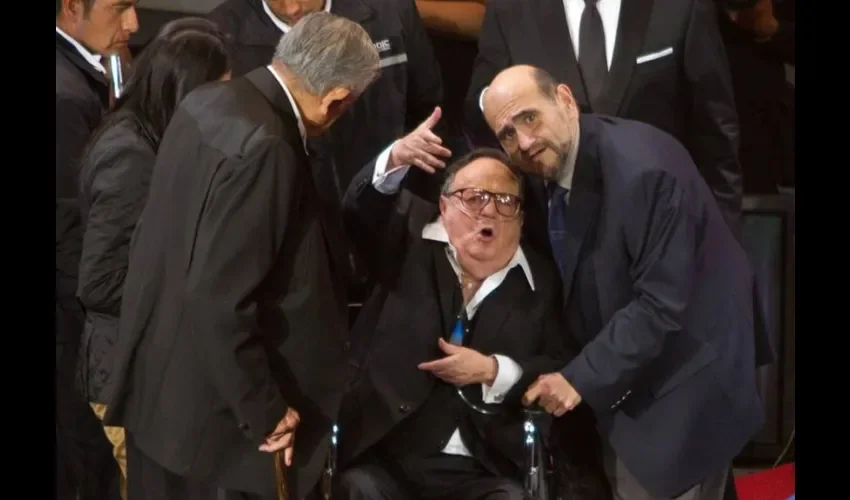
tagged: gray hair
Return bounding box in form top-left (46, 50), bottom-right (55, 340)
top-left (273, 12), bottom-right (380, 97)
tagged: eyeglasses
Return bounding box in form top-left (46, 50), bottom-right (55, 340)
top-left (448, 188), bottom-right (523, 219)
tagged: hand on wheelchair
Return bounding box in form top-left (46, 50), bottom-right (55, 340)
top-left (418, 338), bottom-right (498, 386)
top-left (523, 372), bottom-right (582, 417)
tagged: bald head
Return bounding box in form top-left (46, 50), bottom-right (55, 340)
top-left (483, 65), bottom-right (557, 111)
top-left (480, 65), bottom-right (579, 181)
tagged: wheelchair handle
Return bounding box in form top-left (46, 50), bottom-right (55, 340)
top-left (521, 404), bottom-right (548, 419)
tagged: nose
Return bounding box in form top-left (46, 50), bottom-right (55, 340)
top-left (123, 6), bottom-right (139, 34)
top-left (479, 198), bottom-right (499, 219)
top-left (516, 130), bottom-right (536, 153)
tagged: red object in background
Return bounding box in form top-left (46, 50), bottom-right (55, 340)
top-left (735, 463), bottom-right (795, 500)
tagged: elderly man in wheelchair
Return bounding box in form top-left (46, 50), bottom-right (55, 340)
top-left (325, 136), bottom-right (573, 500)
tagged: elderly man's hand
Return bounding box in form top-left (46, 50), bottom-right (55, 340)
top-left (259, 407), bottom-right (300, 466)
top-left (418, 338), bottom-right (497, 386)
top-left (388, 107), bottom-right (452, 173)
top-left (522, 372), bottom-right (582, 417)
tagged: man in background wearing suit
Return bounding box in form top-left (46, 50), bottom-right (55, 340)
top-left (336, 146), bottom-right (568, 499)
top-left (102, 12), bottom-right (380, 500)
top-left (465, 0), bottom-right (743, 235)
top-left (56, 1), bottom-right (138, 498)
top-left (482, 66), bottom-right (764, 500)
top-left (209, 0), bottom-right (448, 204)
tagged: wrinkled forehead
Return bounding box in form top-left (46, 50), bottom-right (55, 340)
top-left (450, 158), bottom-right (520, 195)
top-left (485, 87), bottom-right (543, 134)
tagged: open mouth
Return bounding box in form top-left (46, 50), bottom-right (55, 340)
top-left (478, 227), bottom-right (495, 240)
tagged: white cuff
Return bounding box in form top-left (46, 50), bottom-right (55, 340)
top-left (481, 354), bottom-right (523, 404)
top-left (372, 140), bottom-right (411, 195)
top-left (478, 86), bottom-right (488, 112)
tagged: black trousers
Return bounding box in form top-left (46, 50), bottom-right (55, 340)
top-left (125, 432), bottom-right (276, 500)
top-left (335, 452), bottom-right (528, 500)
top-left (55, 340), bottom-right (121, 500)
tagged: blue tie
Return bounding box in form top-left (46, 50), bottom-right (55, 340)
top-left (449, 309), bottom-right (469, 346)
top-left (547, 183), bottom-right (569, 276)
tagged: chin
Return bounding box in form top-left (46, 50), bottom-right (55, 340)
top-left (467, 243), bottom-right (498, 261)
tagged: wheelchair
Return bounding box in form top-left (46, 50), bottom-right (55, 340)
top-left (318, 407), bottom-right (560, 500)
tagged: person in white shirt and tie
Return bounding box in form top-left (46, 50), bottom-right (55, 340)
top-left (464, 0), bottom-right (744, 237)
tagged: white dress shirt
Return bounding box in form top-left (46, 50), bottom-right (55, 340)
top-left (479, 0), bottom-right (622, 111)
top-left (563, 0), bottom-right (621, 70)
top-left (55, 26), bottom-right (107, 75)
top-left (262, 0), bottom-right (333, 33)
top-left (369, 151), bottom-right (531, 457)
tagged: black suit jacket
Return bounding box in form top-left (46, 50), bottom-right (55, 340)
top-left (522, 115), bottom-right (763, 497)
top-left (55, 32), bottom-right (109, 357)
top-left (337, 160), bottom-right (569, 472)
top-left (208, 0), bottom-right (449, 204)
top-left (465, 0), bottom-right (743, 232)
top-left (103, 68), bottom-right (349, 498)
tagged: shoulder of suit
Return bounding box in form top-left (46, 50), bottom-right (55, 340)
top-left (595, 117), bottom-right (692, 177)
top-left (207, 0), bottom-right (260, 41)
top-left (55, 54), bottom-right (98, 104)
top-left (162, 81), bottom-right (294, 160)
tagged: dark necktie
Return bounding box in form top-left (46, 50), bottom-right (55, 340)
top-left (579, 0), bottom-right (608, 105)
top-left (547, 183), bottom-right (569, 277)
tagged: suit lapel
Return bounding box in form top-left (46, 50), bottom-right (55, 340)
top-left (469, 269), bottom-right (520, 348)
top-left (560, 121), bottom-right (603, 305)
top-left (594, 0), bottom-right (653, 115)
top-left (536, 0), bottom-right (590, 108)
top-left (431, 244), bottom-right (461, 337)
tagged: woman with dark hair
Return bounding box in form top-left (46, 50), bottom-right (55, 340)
top-left (75, 17), bottom-right (231, 498)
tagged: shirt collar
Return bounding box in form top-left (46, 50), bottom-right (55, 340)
top-left (422, 217), bottom-right (536, 291)
top-left (265, 65), bottom-right (308, 152)
top-left (262, 0), bottom-right (333, 34)
top-left (55, 26), bottom-right (107, 75)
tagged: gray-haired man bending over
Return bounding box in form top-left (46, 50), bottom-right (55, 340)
top-left (102, 12), bottom-right (380, 500)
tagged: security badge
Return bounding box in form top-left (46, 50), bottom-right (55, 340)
top-left (373, 37), bottom-right (408, 69)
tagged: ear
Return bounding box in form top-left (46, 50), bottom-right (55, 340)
top-left (555, 84), bottom-right (575, 107)
top-left (439, 195), bottom-right (448, 216)
top-left (63, 0), bottom-right (84, 17)
top-left (319, 87), bottom-right (353, 121)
